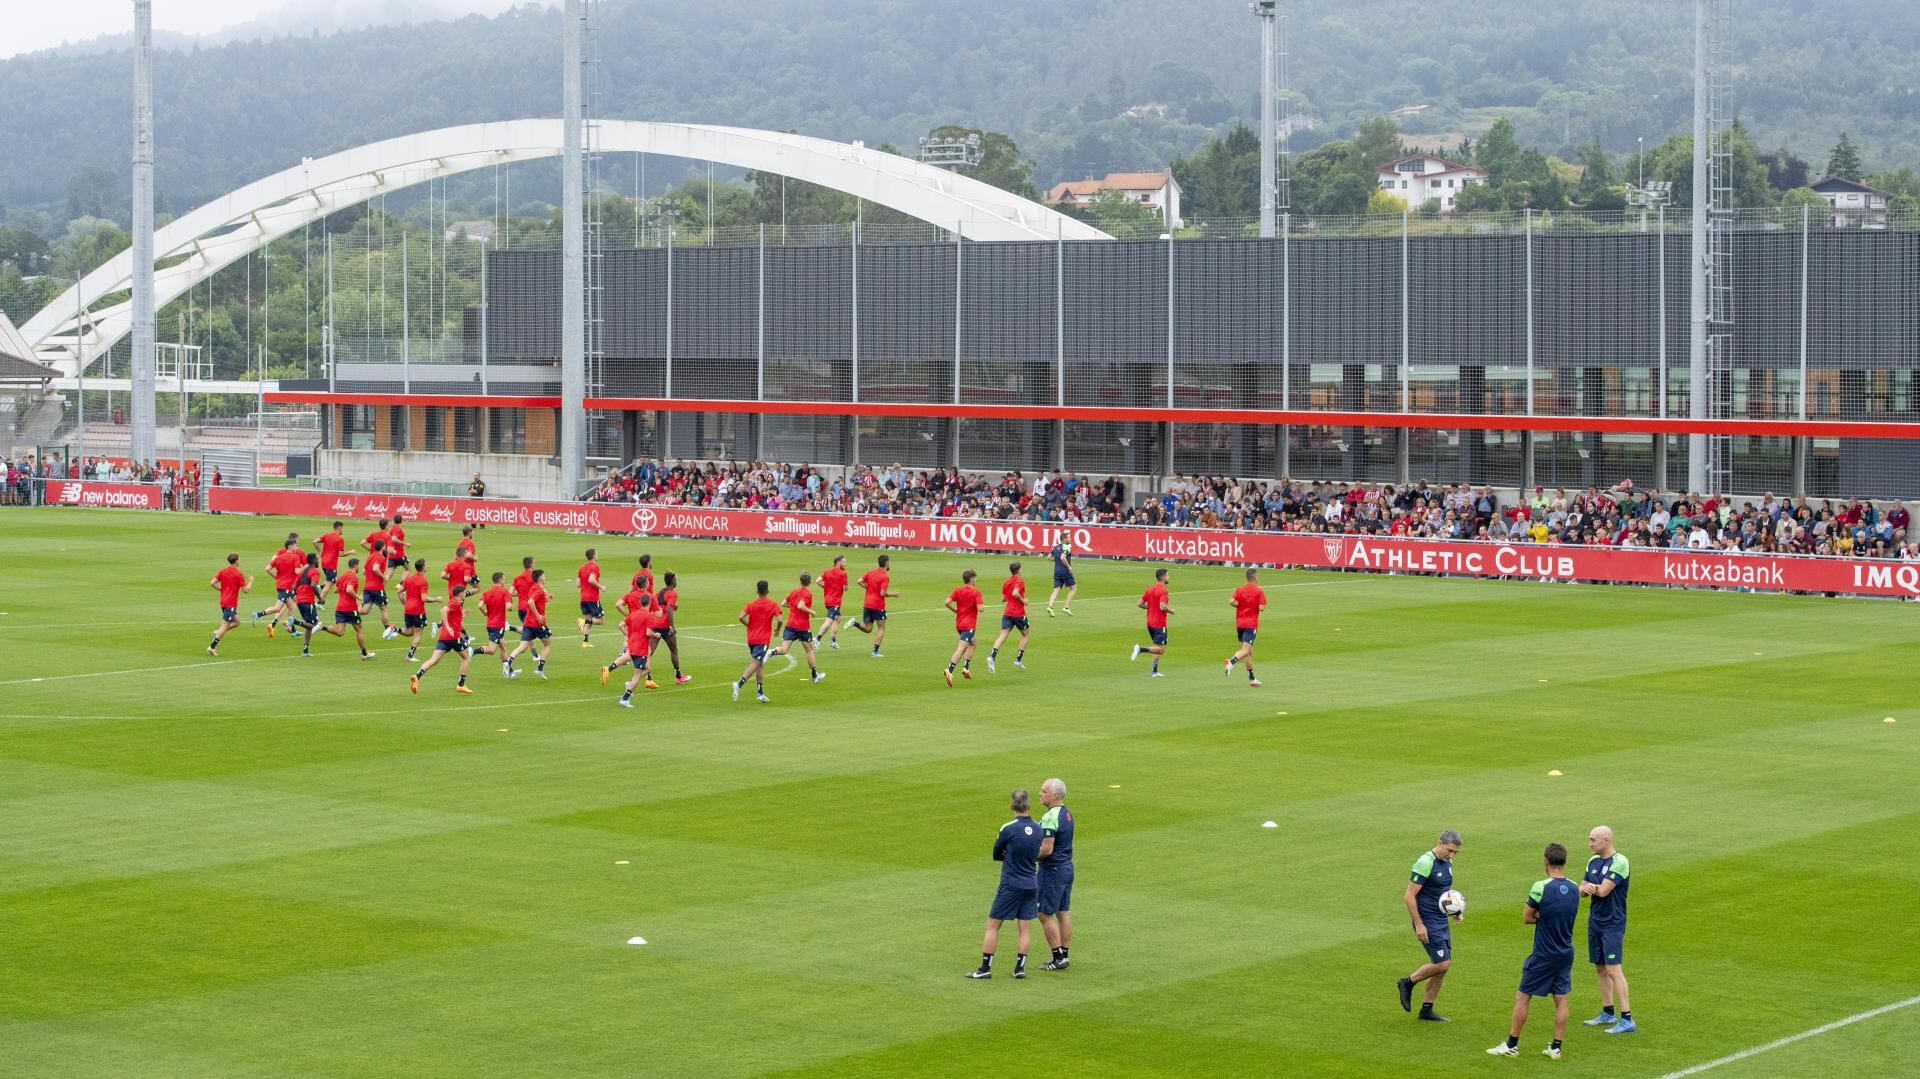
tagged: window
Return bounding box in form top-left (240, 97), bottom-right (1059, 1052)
top-left (489, 408), bottom-right (527, 454)
top-left (423, 407), bottom-right (446, 452)
top-left (341, 406), bottom-right (375, 450)
top-left (1447, 179), bottom-right (1456, 188)
top-left (1431, 179), bottom-right (1441, 188)
top-left (452, 407), bottom-right (480, 454)
top-left (1401, 180), bottom-right (1409, 189)
top-left (1396, 160), bottom-right (1424, 173)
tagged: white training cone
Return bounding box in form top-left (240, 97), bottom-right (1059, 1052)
top-left (627, 936), bottom-right (647, 945)
top-left (1261, 821), bottom-right (1278, 829)
top-left (1548, 770), bottom-right (1563, 776)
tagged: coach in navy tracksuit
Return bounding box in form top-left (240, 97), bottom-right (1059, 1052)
top-left (966, 788), bottom-right (1043, 980)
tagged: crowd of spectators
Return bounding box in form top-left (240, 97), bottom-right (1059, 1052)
top-left (581, 458), bottom-right (1917, 561)
top-left (1, 452), bottom-right (203, 509)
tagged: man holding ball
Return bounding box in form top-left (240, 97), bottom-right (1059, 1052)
top-left (1398, 829), bottom-right (1463, 1021)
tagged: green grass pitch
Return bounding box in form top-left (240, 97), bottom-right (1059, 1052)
top-left (2, 507), bottom-right (1917, 1077)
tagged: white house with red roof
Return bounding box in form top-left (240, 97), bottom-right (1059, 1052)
top-left (1376, 153), bottom-right (1488, 213)
top-left (1046, 171), bottom-right (1183, 227)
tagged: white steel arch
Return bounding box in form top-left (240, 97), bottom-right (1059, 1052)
top-left (25, 119), bottom-right (1109, 373)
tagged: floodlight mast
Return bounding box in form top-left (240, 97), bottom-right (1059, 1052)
top-left (918, 134), bottom-right (985, 170)
top-left (1253, 1), bottom-right (1277, 238)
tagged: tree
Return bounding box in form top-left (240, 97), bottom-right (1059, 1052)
top-left (1349, 116), bottom-right (1403, 174)
top-left (1825, 133), bottom-right (1863, 182)
top-left (1475, 118), bottom-right (1523, 186)
top-left (1452, 181), bottom-right (1506, 214)
top-left (1779, 187), bottom-right (1828, 224)
top-left (923, 126), bottom-right (1039, 201)
top-left (0, 226), bottom-right (50, 275)
top-left (1319, 172), bottom-right (1376, 217)
top-left (1575, 141), bottom-right (1624, 211)
top-left (1366, 189), bottom-right (1409, 216)
top-left (50, 216), bottom-right (129, 280)
top-left (1169, 122), bottom-right (1258, 221)
top-left (1079, 188), bottom-right (1162, 235)
top-left (1758, 147), bottom-right (1810, 192)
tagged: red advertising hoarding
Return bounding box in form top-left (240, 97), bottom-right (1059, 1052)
top-left (44, 480), bottom-right (165, 510)
top-left (204, 486), bottom-right (1920, 599)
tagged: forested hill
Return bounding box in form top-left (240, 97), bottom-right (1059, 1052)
top-left (2, 0), bottom-right (1917, 225)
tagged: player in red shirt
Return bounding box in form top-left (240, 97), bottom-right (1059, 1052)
top-left (362, 517), bottom-right (390, 559)
top-left (411, 579), bottom-right (481, 695)
top-left (943, 569), bottom-right (985, 686)
top-left (399, 559), bottom-right (440, 663)
top-left (315, 557), bottom-right (375, 659)
top-left (772, 571), bottom-right (826, 685)
top-left (631, 553), bottom-right (655, 598)
top-left (1224, 567), bottom-right (1267, 688)
top-left (291, 553), bottom-right (330, 657)
top-left (576, 548), bottom-right (605, 648)
top-left (316, 521), bottom-right (348, 583)
top-left (442, 545), bottom-right (477, 596)
top-left (986, 560), bottom-right (1030, 674)
top-left (477, 571), bottom-right (513, 661)
top-left (844, 553), bottom-right (899, 657)
top-left (208, 553), bottom-right (252, 656)
top-left (818, 554), bottom-right (849, 649)
top-left (732, 580), bottom-right (783, 703)
top-left (253, 535), bottom-right (302, 637)
top-left (385, 514), bottom-right (409, 562)
top-left (504, 568), bottom-right (553, 679)
top-left (511, 556), bottom-right (537, 629)
top-left (613, 593), bottom-right (666, 706)
top-left (363, 539), bottom-right (397, 640)
top-left (654, 570), bottom-right (689, 683)
top-left (1131, 568), bottom-right (1176, 677)
top-left (455, 525), bottom-right (477, 562)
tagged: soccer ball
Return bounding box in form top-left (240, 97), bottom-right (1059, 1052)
top-left (1439, 889), bottom-right (1466, 916)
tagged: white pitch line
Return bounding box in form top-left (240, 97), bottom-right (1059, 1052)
top-left (0, 651), bottom-right (335, 686)
top-left (0, 618), bottom-right (207, 633)
top-left (1657, 994), bottom-right (1920, 1078)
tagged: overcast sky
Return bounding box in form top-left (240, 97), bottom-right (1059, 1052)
top-left (1, 0), bottom-right (534, 60)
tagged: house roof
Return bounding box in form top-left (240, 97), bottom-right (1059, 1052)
top-left (1047, 179), bottom-right (1106, 200)
top-left (1809, 175), bottom-right (1890, 196)
top-left (1045, 171), bottom-right (1176, 204)
top-left (1377, 153), bottom-right (1483, 176)
top-left (0, 352), bottom-right (60, 383)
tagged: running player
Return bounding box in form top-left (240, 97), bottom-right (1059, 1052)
top-left (1579, 826), bottom-right (1635, 1034)
top-left (479, 571), bottom-right (513, 666)
top-left (511, 556), bottom-right (536, 630)
top-left (654, 570), bottom-right (689, 683)
top-left (845, 554), bottom-right (898, 657)
top-left (603, 572), bottom-right (652, 676)
top-left (1130, 568), bottom-right (1175, 677)
top-left (410, 579), bottom-right (479, 695)
top-left (504, 568), bottom-right (552, 679)
top-left (613, 592), bottom-right (665, 707)
top-left (818, 555), bottom-right (849, 649)
top-left (443, 545), bottom-right (476, 596)
top-left (1398, 828), bottom-right (1464, 1022)
top-left (291, 553), bottom-right (328, 657)
top-left (208, 553), bottom-right (251, 655)
top-left (772, 571), bottom-right (825, 685)
top-left (986, 561), bottom-right (1029, 674)
top-left (1224, 567), bottom-right (1266, 688)
top-left (316, 521), bottom-right (347, 583)
top-left (399, 559), bottom-right (438, 662)
top-left (1487, 843), bottom-right (1580, 1060)
top-left (944, 569), bottom-right (984, 686)
top-left (455, 524), bottom-right (477, 562)
top-left (364, 539), bottom-right (397, 640)
top-left (316, 556), bottom-right (375, 659)
top-left (577, 548), bottom-right (604, 647)
top-left (632, 553), bottom-right (654, 596)
top-left (966, 788), bottom-right (1043, 980)
top-left (361, 516), bottom-right (390, 559)
top-left (732, 580), bottom-right (781, 703)
top-left (385, 514), bottom-right (409, 563)
top-left (253, 535), bottom-right (302, 637)
top-left (1045, 535), bottom-right (1076, 616)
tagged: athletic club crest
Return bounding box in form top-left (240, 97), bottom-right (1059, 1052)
top-left (1321, 536), bottom-right (1346, 565)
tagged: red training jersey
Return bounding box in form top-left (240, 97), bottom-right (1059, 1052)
top-left (859, 569), bottom-right (889, 611)
top-left (949, 585), bottom-right (983, 632)
top-left (362, 527), bottom-right (388, 555)
top-left (1143, 583), bottom-right (1171, 629)
top-left (578, 562), bottom-right (602, 603)
top-left (632, 568), bottom-right (654, 595)
top-left (364, 553), bottom-right (389, 591)
top-left (623, 608), bottom-right (660, 657)
top-left (402, 572), bottom-right (431, 616)
top-left (335, 571), bottom-right (361, 612)
top-left (437, 596), bottom-right (465, 642)
top-left (512, 570), bottom-right (535, 609)
top-left (1000, 576), bottom-right (1026, 617)
top-left (1231, 583), bottom-right (1266, 629)
top-left (215, 566), bottom-right (246, 608)
top-left (456, 536), bottom-right (476, 561)
top-left (742, 596), bottom-right (781, 646)
top-left (784, 586), bottom-right (814, 631)
top-left (657, 586), bottom-right (678, 624)
top-left (271, 548), bottom-right (301, 589)
top-left (445, 559), bottom-right (473, 593)
top-left (385, 525), bottom-right (407, 559)
top-left (618, 588), bottom-right (647, 617)
top-left (318, 531), bottom-right (346, 570)
top-left (294, 566), bottom-right (323, 605)
top-left (820, 567), bottom-right (848, 606)
top-left (480, 585), bottom-right (510, 629)
top-left (525, 586), bottom-right (550, 629)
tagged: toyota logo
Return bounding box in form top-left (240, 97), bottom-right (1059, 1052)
top-left (631, 508), bottom-right (657, 532)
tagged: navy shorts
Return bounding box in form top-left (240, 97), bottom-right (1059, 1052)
top-left (861, 607), bottom-right (887, 624)
top-left (220, 606), bottom-right (238, 622)
top-left (323, 568), bottom-right (338, 583)
top-left (655, 624), bottom-right (675, 640)
top-left (1421, 926), bottom-right (1452, 964)
top-left (783, 627), bottom-right (814, 643)
top-left (748, 643), bottom-right (769, 660)
top-left (1000, 615), bottom-right (1030, 632)
top-left (520, 625), bottom-right (551, 641)
top-left (1147, 627), bottom-right (1168, 646)
top-left (516, 607), bottom-right (529, 625)
top-left (1038, 865), bottom-right (1074, 915)
top-left (1053, 570), bottom-right (1076, 588)
top-left (487, 627), bottom-right (506, 644)
top-left (276, 588), bottom-right (295, 602)
top-left (1588, 925), bottom-right (1625, 966)
top-left (989, 884), bottom-right (1039, 922)
top-left (957, 629), bottom-right (975, 643)
top-left (1518, 953), bottom-right (1574, 997)
top-left (1238, 628), bottom-right (1257, 644)
top-left (433, 637), bottom-right (468, 653)
top-left (334, 611), bottom-right (361, 626)
top-left (405, 613), bottom-right (429, 631)
top-left (580, 601), bottom-right (603, 619)
top-left (296, 603), bottom-right (319, 625)
top-left (363, 590), bottom-right (387, 607)
top-left (630, 654), bottom-right (650, 669)
top-left (824, 604), bottom-right (842, 619)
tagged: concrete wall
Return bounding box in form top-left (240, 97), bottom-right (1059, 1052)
top-left (318, 448), bottom-right (564, 500)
